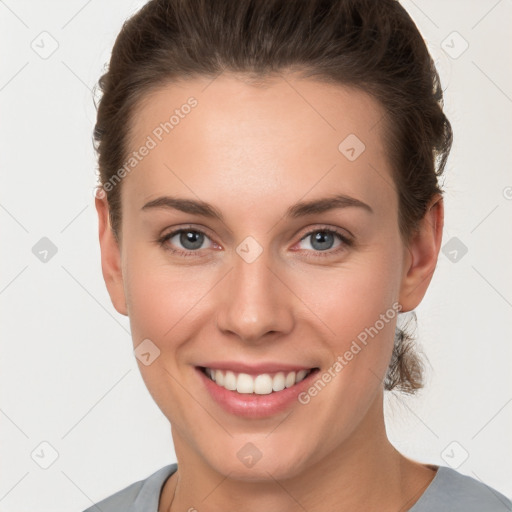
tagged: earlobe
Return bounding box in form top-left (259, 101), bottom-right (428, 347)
top-left (95, 194), bottom-right (128, 316)
top-left (398, 194), bottom-right (444, 312)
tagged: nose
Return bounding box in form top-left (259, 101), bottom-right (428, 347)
top-left (215, 245), bottom-right (294, 344)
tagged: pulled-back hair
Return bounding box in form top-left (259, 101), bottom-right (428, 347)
top-left (93, 0), bottom-right (452, 394)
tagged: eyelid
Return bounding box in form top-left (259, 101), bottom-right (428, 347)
top-left (158, 224), bottom-right (218, 252)
top-left (296, 223), bottom-right (354, 242)
top-left (160, 224), bottom-right (217, 242)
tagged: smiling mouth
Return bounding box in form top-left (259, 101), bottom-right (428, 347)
top-left (198, 366), bottom-right (319, 395)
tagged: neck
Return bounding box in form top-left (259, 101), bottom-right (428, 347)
top-left (160, 394), bottom-right (436, 512)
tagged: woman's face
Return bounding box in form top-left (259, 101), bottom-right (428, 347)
top-left (97, 73), bottom-right (439, 480)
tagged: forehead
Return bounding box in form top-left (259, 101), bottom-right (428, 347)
top-left (123, 73), bottom-right (396, 217)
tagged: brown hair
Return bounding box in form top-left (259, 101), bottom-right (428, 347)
top-left (93, 0), bottom-right (452, 394)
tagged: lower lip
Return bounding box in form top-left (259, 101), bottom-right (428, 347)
top-left (196, 367), bottom-right (319, 418)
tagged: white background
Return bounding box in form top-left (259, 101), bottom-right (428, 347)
top-left (1, 1), bottom-right (511, 510)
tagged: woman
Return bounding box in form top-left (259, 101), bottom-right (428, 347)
top-left (85, 0), bottom-right (512, 510)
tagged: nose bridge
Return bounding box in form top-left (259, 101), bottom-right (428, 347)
top-left (216, 238), bottom-right (293, 342)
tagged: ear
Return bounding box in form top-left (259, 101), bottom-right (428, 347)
top-left (95, 191), bottom-right (128, 316)
top-left (398, 194), bottom-right (444, 312)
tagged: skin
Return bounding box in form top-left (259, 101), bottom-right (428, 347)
top-left (96, 73), bottom-right (444, 512)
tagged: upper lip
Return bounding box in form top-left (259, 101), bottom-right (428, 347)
top-left (197, 361), bottom-right (317, 375)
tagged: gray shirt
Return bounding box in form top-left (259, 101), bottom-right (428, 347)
top-left (82, 463), bottom-right (512, 511)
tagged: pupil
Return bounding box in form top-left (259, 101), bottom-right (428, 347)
top-left (312, 231), bottom-right (334, 251)
top-left (180, 231), bottom-right (203, 250)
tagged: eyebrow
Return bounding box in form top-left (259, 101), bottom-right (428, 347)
top-left (141, 193), bottom-right (374, 221)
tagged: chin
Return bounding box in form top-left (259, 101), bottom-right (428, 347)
top-left (203, 441), bottom-right (312, 482)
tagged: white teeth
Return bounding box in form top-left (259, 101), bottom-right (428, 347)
top-left (272, 372), bottom-right (285, 392)
top-left (237, 373), bottom-right (254, 394)
top-left (203, 367), bottom-right (312, 394)
top-left (296, 369), bottom-right (308, 381)
top-left (285, 371), bottom-right (296, 388)
top-left (215, 369), bottom-right (224, 386)
top-left (254, 374), bottom-right (273, 395)
top-left (224, 370), bottom-right (237, 390)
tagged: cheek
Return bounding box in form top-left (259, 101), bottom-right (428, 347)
top-left (122, 254), bottom-right (211, 427)
top-left (292, 244), bottom-right (403, 396)
top-left (296, 248), bottom-right (401, 340)
top-left (123, 247), bottom-right (213, 346)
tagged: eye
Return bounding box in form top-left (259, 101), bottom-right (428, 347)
top-left (157, 227), bottom-right (217, 256)
top-left (293, 227), bottom-right (353, 257)
top-left (157, 225), bottom-right (353, 259)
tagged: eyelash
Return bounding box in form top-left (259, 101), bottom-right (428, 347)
top-left (156, 225), bottom-right (353, 259)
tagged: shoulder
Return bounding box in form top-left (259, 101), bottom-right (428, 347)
top-left (411, 466), bottom-right (512, 512)
top-left (82, 463), bottom-right (178, 512)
